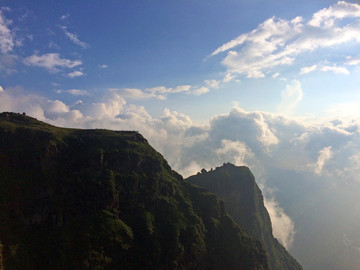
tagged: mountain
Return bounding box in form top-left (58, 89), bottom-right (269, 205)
top-left (0, 112), bottom-right (268, 270)
top-left (187, 163), bottom-right (303, 270)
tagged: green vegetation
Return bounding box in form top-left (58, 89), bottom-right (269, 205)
top-left (187, 163), bottom-right (303, 270)
top-left (0, 113), bottom-right (268, 270)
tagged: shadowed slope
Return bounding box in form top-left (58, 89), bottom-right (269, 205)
top-left (0, 112), bottom-right (268, 270)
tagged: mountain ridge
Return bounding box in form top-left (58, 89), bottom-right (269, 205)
top-left (187, 163), bottom-right (303, 270)
top-left (0, 112), bottom-right (268, 270)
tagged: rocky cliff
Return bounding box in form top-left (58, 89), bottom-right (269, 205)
top-left (0, 113), bottom-right (268, 270)
top-left (187, 163), bottom-right (303, 270)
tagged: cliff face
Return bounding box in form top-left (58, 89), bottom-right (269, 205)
top-left (187, 163), bottom-right (303, 270)
top-left (0, 113), bottom-right (268, 270)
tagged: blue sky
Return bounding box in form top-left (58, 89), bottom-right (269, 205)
top-left (2, 0), bottom-right (360, 121)
top-left (2, 1), bottom-right (360, 269)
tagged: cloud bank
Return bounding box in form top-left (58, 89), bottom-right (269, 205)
top-left (4, 85), bottom-right (360, 252)
top-left (210, 1), bottom-right (360, 79)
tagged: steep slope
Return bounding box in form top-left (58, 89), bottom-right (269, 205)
top-left (187, 163), bottom-right (302, 270)
top-left (0, 112), bottom-right (268, 270)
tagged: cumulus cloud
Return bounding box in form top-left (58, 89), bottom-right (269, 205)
top-left (0, 86), bottom-right (82, 122)
top-left (23, 53), bottom-right (82, 72)
top-left (98, 64), bottom-right (108, 69)
top-left (278, 80), bottom-right (303, 115)
top-left (3, 86), bottom-right (358, 185)
top-left (0, 10), bottom-right (14, 54)
top-left (215, 139), bottom-right (254, 166)
top-left (210, 1), bottom-right (360, 78)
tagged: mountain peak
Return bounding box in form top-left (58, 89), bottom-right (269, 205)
top-left (187, 165), bottom-right (303, 270)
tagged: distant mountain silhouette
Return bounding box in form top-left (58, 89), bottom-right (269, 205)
top-left (187, 163), bottom-right (302, 270)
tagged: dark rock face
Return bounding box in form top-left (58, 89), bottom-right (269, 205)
top-left (0, 241), bottom-right (3, 270)
top-left (187, 163), bottom-right (303, 270)
top-left (0, 113), bottom-right (268, 270)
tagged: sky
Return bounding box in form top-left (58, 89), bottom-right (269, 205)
top-left (2, 1), bottom-right (360, 269)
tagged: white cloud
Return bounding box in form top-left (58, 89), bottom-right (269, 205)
top-left (98, 64), bottom-right (108, 69)
top-left (67, 89), bottom-right (88, 96)
top-left (110, 88), bottom-right (165, 100)
top-left (300, 64), bottom-right (317, 74)
top-left (204, 79), bottom-right (220, 89)
top-left (0, 85), bottom-right (3, 92)
top-left (146, 85), bottom-right (192, 94)
top-left (78, 92), bottom-right (127, 120)
top-left (278, 80), bottom-right (303, 115)
top-left (61, 26), bottom-right (88, 48)
top-left (215, 139), bottom-right (254, 166)
top-left (0, 10), bottom-right (14, 53)
top-left (222, 72), bottom-right (238, 83)
top-left (56, 89), bottom-right (89, 96)
top-left (312, 146), bottom-right (333, 175)
top-left (264, 196), bottom-right (296, 249)
top-left (300, 64), bottom-right (349, 75)
top-left (321, 65), bottom-right (349, 74)
top-left (0, 86), bottom-right (82, 122)
top-left (247, 69), bottom-right (265, 79)
top-left (210, 1), bottom-right (360, 78)
top-left (67, 70), bottom-right (84, 78)
top-left (308, 1), bottom-right (360, 28)
top-left (191, 86), bottom-right (209, 96)
top-left (23, 53), bottom-right (82, 72)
